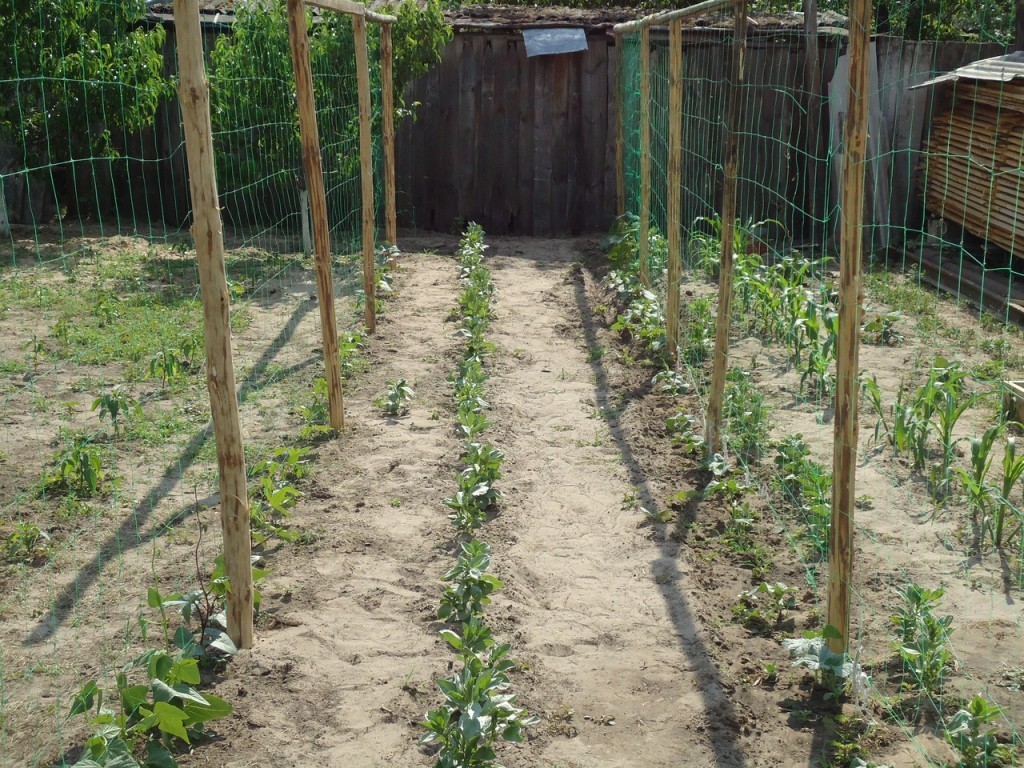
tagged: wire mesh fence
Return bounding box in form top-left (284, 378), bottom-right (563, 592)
top-left (614, 2), bottom-right (1024, 765)
top-left (0, 1), bottom-right (386, 764)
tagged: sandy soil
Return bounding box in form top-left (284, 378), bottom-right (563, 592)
top-left (2, 234), bottom-right (1022, 767)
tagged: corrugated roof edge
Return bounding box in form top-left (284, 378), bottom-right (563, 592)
top-left (912, 51), bottom-right (1024, 89)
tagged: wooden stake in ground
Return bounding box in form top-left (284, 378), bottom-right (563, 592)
top-left (638, 24), bottom-right (652, 289)
top-left (705, 0), bottom-right (748, 454)
top-left (173, 0), bottom-right (254, 649)
top-left (665, 18), bottom-right (683, 363)
top-left (827, 0), bottom-right (871, 656)
top-left (381, 22), bottom-right (398, 251)
top-left (354, 13), bottom-right (377, 334)
top-left (615, 31), bottom-right (626, 219)
top-left (286, 0), bottom-right (345, 431)
top-left (803, 0), bottom-right (825, 240)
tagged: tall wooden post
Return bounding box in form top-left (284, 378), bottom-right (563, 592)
top-left (615, 32), bottom-right (626, 218)
top-left (173, 0), bottom-right (254, 650)
top-left (639, 24), bottom-right (652, 288)
top-left (286, 0), bottom-right (345, 431)
top-left (381, 22), bottom-right (398, 250)
top-left (353, 13), bottom-right (377, 334)
top-left (666, 19), bottom-right (684, 363)
top-left (828, 0), bottom-right (872, 656)
top-left (804, 0), bottom-right (824, 241)
top-left (705, 0), bottom-right (748, 454)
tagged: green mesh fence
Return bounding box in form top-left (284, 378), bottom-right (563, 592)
top-left (0, 2), bottom-right (385, 764)
top-left (617, 3), bottom-right (1024, 765)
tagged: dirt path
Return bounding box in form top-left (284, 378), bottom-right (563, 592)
top-left (482, 238), bottom-right (747, 767)
top-left (187, 246), bottom-right (462, 767)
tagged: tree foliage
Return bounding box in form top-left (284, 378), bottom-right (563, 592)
top-left (0, 0), bottom-right (170, 172)
top-left (208, 0), bottom-right (449, 227)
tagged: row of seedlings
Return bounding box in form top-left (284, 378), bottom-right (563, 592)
top-left (421, 224), bottom-right (537, 767)
top-left (604, 218), bottom-right (1022, 764)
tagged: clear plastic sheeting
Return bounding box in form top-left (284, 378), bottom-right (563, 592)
top-left (522, 27), bottom-right (588, 57)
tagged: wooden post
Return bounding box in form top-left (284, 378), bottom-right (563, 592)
top-left (666, 19), bottom-right (683, 363)
top-left (381, 22), bottom-right (398, 250)
top-left (639, 24), bottom-right (652, 288)
top-left (353, 13), bottom-right (377, 334)
top-left (804, 0), bottom-right (825, 241)
top-left (828, 0), bottom-right (872, 656)
top-left (705, 0), bottom-right (748, 454)
top-left (286, 0), bottom-right (345, 431)
top-left (173, 0), bottom-right (254, 650)
top-left (1017, 0), bottom-right (1024, 51)
top-left (615, 31), bottom-right (626, 218)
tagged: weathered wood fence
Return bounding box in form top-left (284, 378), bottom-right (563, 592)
top-left (395, 30), bottom-right (618, 235)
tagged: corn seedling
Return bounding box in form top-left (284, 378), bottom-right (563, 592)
top-left (774, 435), bottom-right (832, 559)
top-left (991, 435), bottom-right (1024, 548)
top-left (375, 378), bottom-right (416, 416)
top-left (956, 424), bottom-right (1003, 525)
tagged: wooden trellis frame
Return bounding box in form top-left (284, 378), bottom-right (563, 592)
top-left (173, 0), bottom-right (254, 649)
top-left (171, 0), bottom-right (399, 649)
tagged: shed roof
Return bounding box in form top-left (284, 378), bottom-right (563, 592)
top-left (913, 51), bottom-right (1024, 89)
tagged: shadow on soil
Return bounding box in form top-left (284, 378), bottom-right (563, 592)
top-left (25, 297), bottom-right (320, 645)
top-left (571, 256), bottom-right (833, 767)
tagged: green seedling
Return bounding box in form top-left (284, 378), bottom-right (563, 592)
top-left (92, 385), bottom-right (142, 436)
top-left (862, 311), bottom-right (903, 346)
top-left (733, 582), bottom-right (797, 631)
top-left (43, 438), bottom-right (106, 498)
top-left (666, 412), bottom-right (704, 454)
top-left (3, 523), bottom-right (51, 564)
top-left (422, 619), bottom-right (537, 767)
top-left (945, 695), bottom-right (1016, 768)
top-left (783, 625), bottom-right (852, 700)
top-left (991, 434), bottom-right (1024, 548)
top-left (375, 378), bottom-right (416, 416)
top-left (956, 424), bottom-right (1003, 524)
top-left (724, 368), bottom-right (771, 463)
top-left (298, 378), bottom-right (336, 441)
top-left (893, 584), bottom-right (954, 697)
top-left (67, 649), bottom-right (233, 768)
top-left (438, 540), bottom-right (503, 624)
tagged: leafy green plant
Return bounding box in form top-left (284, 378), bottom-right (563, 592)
top-left (945, 695), bottom-right (1016, 768)
top-left (893, 584), bottom-right (954, 697)
top-left (774, 435), bottom-right (832, 559)
top-left (438, 540), bottom-right (503, 624)
top-left (422, 619), bottom-right (537, 768)
top-left (375, 378), bottom-right (416, 416)
top-left (862, 311), bottom-right (903, 346)
top-left (3, 523), bottom-right (51, 565)
top-left (783, 625), bottom-right (853, 700)
top-left (92, 385), bottom-right (142, 437)
top-left (67, 647), bottom-right (233, 768)
top-left (667, 412), bottom-right (704, 454)
top-left (298, 377), bottom-right (336, 441)
top-left (733, 582), bottom-right (797, 631)
top-left (956, 424), bottom-right (1003, 526)
top-left (338, 330), bottom-right (367, 379)
top-left (724, 368), bottom-right (771, 463)
top-left (43, 438), bottom-right (107, 499)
